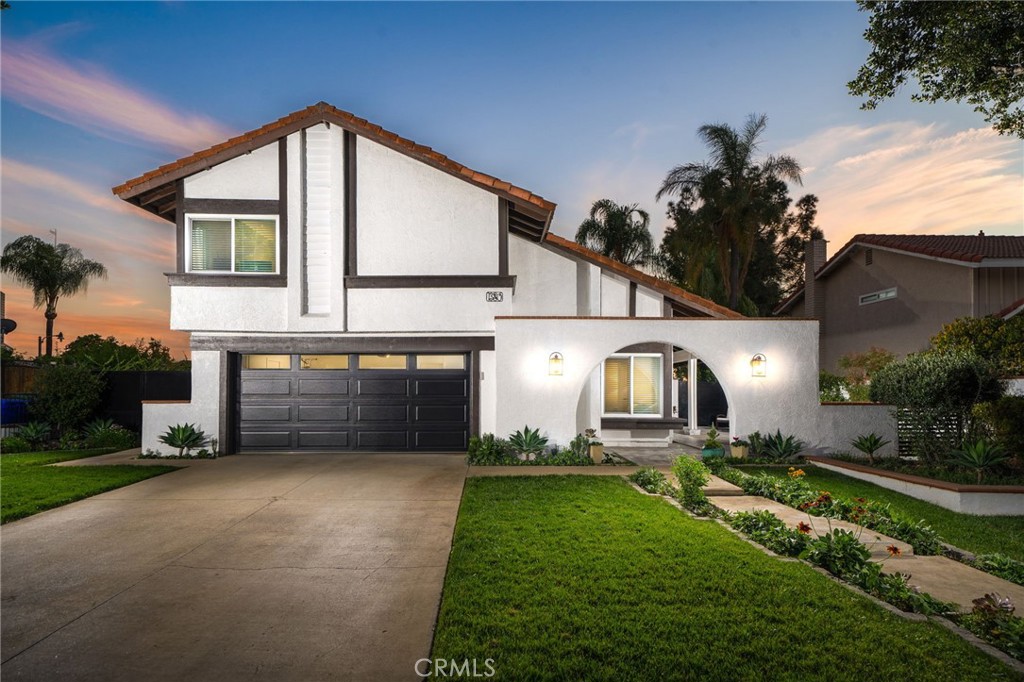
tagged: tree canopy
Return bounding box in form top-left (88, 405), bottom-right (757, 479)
top-left (61, 335), bottom-right (190, 371)
top-left (848, 1), bottom-right (1024, 137)
top-left (575, 199), bottom-right (655, 267)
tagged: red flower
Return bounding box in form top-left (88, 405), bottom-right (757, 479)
top-left (797, 522), bottom-right (812, 535)
top-left (886, 545), bottom-right (902, 557)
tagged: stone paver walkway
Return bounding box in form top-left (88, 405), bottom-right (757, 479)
top-left (707, 493), bottom-right (1024, 611)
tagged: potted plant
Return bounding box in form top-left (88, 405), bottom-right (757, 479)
top-left (585, 428), bottom-right (604, 464)
top-left (701, 427), bottom-right (725, 459)
top-left (730, 436), bottom-right (749, 459)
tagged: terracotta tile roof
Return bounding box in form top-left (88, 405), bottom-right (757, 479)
top-left (997, 298), bottom-right (1024, 320)
top-left (113, 102), bottom-right (556, 216)
top-left (775, 233), bottom-right (1024, 314)
top-left (543, 233), bottom-right (743, 319)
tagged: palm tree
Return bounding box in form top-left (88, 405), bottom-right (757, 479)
top-left (1, 236), bottom-right (107, 357)
top-left (657, 114), bottom-right (802, 310)
top-left (575, 199), bottom-right (655, 267)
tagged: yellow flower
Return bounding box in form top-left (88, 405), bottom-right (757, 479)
top-left (788, 468), bottom-right (806, 479)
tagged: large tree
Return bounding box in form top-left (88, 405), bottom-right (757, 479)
top-left (848, 1), bottom-right (1024, 138)
top-left (1, 236), bottom-right (107, 357)
top-left (575, 199), bottom-right (655, 267)
top-left (657, 114), bottom-right (802, 311)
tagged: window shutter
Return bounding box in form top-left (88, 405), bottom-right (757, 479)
top-left (190, 220), bottom-right (231, 271)
top-left (603, 358), bottom-right (631, 413)
top-left (234, 219), bottom-right (277, 273)
top-left (631, 356), bottom-right (661, 415)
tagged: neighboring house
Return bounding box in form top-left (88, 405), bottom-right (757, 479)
top-left (114, 102), bottom-right (849, 454)
top-left (776, 234), bottom-right (1024, 372)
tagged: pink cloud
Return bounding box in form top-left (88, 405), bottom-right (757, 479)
top-left (1, 38), bottom-right (233, 153)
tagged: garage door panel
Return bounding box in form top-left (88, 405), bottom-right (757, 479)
top-left (357, 379), bottom-right (410, 396)
top-left (415, 404), bottom-right (467, 423)
top-left (357, 431), bottom-right (409, 450)
top-left (415, 379), bottom-right (467, 397)
top-left (298, 405), bottom-right (350, 422)
top-left (241, 405), bottom-right (292, 422)
top-left (357, 404), bottom-right (409, 422)
top-left (299, 379), bottom-right (350, 395)
top-left (416, 431), bottom-right (467, 450)
top-left (242, 379), bottom-right (292, 396)
top-left (239, 430), bottom-right (292, 449)
top-left (298, 431), bottom-right (350, 448)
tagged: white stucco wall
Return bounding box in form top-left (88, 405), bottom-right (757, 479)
top-left (636, 287), bottom-right (663, 317)
top-left (509, 237), bottom-right (578, 316)
top-left (347, 288), bottom-right (511, 332)
top-left (813, 403), bottom-right (897, 456)
top-left (600, 274), bottom-right (630, 316)
top-left (495, 318), bottom-right (820, 446)
top-left (183, 144), bottom-right (278, 200)
top-left (356, 137), bottom-right (499, 276)
top-left (171, 286), bottom-right (288, 331)
top-left (141, 351), bottom-right (223, 454)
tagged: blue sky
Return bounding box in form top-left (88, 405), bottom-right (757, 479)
top-left (2, 2), bottom-right (1021, 356)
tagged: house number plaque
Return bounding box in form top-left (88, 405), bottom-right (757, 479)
top-left (486, 291), bottom-right (504, 302)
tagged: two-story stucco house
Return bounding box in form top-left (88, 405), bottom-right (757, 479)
top-left (115, 102), bottom-right (849, 455)
top-left (777, 234), bottom-right (1024, 372)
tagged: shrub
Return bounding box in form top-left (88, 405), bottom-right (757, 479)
top-left (730, 509), bottom-right (808, 557)
top-left (17, 421), bottom-right (51, 449)
top-left (838, 346), bottom-right (896, 387)
top-left (1, 436), bottom-right (32, 453)
top-left (532, 445), bottom-right (592, 466)
top-left (508, 426), bottom-right (548, 460)
top-left (948, 438), bottom-right (1010, 484)
top-left (466, 434), bottom-right (517, 465)
top-left (671, 456), bottom-right (710, 510)
top-left (819, 371), bottom-right (848, 402)
top-left (628, 468), bottom-right (675, 495)
top-left (28, 363), bottom-right (105, 435)
top-left (957, 593), bottom-right (1023, 660)
top-left (58, 430), bottom-right (83, 451)
top-left (971, 554), bottom-right (1024, 586)
top-left (932, 314), bottom-right (1024, 376)
top-left (84, 424), bottom-right (140, 451)
top-left (158, 423), bottom-right (208, 457)
top-left (973, 396), bottom-right (1024, 459)
top-left (850, 432), bottom-right (891, 465)
top-left (760, 430), bottom-right (806, 462)
top-left (568, 434), bottom-right (590, 460)
top-left (805, 528), bottom-right (871, 580)
top-left (747, 431), bottom-right (766, 458)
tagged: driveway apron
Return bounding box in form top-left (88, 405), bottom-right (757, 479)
top-left (1, 453), bottom-right (467, 682)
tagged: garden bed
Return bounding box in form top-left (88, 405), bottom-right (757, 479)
top-left (807, 456), bottom-right (1024, 516)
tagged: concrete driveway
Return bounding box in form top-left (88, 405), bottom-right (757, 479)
top-left (1, 453), bottom-right (467, 681)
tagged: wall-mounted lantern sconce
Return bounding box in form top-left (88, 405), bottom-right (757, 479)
top-left (750, 353), bottom-right (767, 378)
top-left (548, 352), bottom-right (564, 376)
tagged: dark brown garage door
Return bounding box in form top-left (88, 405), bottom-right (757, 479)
top-left (237, 353), bottom-right (469, 452)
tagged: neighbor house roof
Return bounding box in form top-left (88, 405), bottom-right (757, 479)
top-left (998, 298), bottom-right (1024, 320)
top-left (113, 101), bottom-right (555, 235)
top-left (543, 233), bottom-right (743, 319)
top-left (775, 233), bottom-right (1024, 315)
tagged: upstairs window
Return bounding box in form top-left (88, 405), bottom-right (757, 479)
top-left (859, 287), bottom-right (897, 306)
top-left (603, 354), bottom-right (662, 416)
top-left (188, 215), bottom-right (279, 274)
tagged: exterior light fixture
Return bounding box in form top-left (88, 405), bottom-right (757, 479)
top-left (750, 353), bottom-right (767, 378)
top-left (548, 352), bottom-right (564, 376)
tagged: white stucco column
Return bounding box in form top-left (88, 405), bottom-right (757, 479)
top-left (687, 357), bottom-right (700, 435)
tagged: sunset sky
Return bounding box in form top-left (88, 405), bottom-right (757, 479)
top-left (2, 2), bottom-right (1021, 359)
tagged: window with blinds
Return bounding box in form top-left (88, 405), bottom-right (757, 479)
top-left (187, 216), bottom-right (278, 274)
top-left (603, 354), bottom-right (662, 416)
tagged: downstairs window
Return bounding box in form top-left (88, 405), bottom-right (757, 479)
top-left (603, 354), bottom-right (662, 417)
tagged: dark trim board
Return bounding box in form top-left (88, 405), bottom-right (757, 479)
top-left (344, 275), bottom-right (516, 289)
top-left (278, 138), bottom-right (289, 280)
top-left (629, 282), bottom-right (638, 317)
top-left (601, 417), bottom-right (687, 430)
top-left (344, 130), bottom-right (357, 277)
top-left (498, 198), bottom-right (509, 276)
top-left (191, 335), bottom-right (496, 353)
top-left (181, 198), bottom-right (281, 215)
top-left (174, 179), bottom-right (185, 272)
top-left (166, 273), bottom-right (287, 287)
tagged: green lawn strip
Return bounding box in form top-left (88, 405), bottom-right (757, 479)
top-left (742, 465), bottom-right (1024, 562)
top-left (1, 450), bottom-right (177, 523)
top-left (433, 476), bottom-right (1016, 681)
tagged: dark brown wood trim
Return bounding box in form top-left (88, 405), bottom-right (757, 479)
top-left (300, 127), bottom-right (309, 313)
top-left (470, 349), bottom-right (480, 439)
top-left (806, 456), bottom-right (1024, 493)
top-left (166, 273), bottom-right (287, 287)
top-left (498, 198), bottom-right (509, 276)
top-left (181, 198), bottom-right (280, 215)
top-left (601, 417), bottom-right (686, 430)
top-left (278, 139), bottom-right (289, 280)
top-left (662, 297), bottom-right (673, 318)
top-left (344, 275), bottom-right (516, 289)
top-left (190, 335), bottom-right (496, 353)
top-left (344, 130), bottom-right (357, 277)
top-left (629, 282), bottom-right (637, 317)
top-left (663, 343), bottom-right (673, 419)
top-left (175, 179), bottom-right (185, 272)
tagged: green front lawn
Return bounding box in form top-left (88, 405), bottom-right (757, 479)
top-left (1, 449), bottom-right (178, 523)
top-left (432, 476), bottom-right (1016, 680)
top-left (742, 465), bottom-right (1024, 562)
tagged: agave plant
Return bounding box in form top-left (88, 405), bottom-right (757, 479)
top-left (949, 439), bottom-right (1009, 484)
top-left (17, 421), bottom-right (51, 449)
top-left (761, 430), bottom-right (806, 463)
top-left (508, 425), bottom-right (548, 461)
top-left (158, 423), bottom-right (209, 457)
top-left (83, 418), bottom-right (117, 439)
top-left (850, 432), bottom-right (891, 465)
